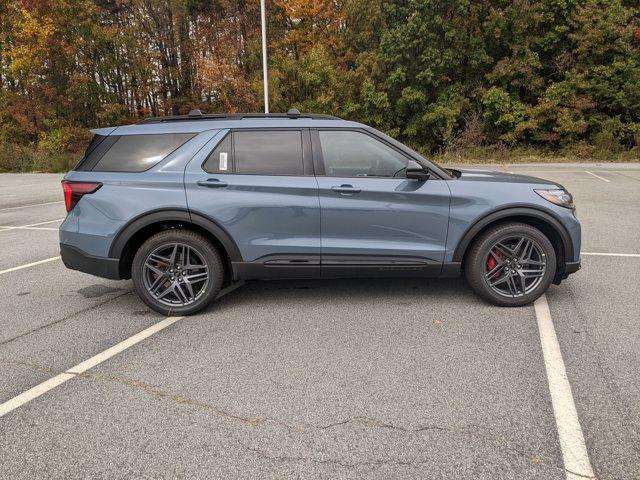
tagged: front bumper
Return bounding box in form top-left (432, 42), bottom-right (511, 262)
top-left (564, 260), bottom-right (581, 275)
top-left (553, 258), bottom-right (581, 285)
top-left (60, 244), bottom-right (121, 280)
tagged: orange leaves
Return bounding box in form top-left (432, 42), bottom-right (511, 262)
top-left (273, 0), bottom-right (345, 52)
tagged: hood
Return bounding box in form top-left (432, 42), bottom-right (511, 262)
top-left (454, 168), bottom-right (562, 187)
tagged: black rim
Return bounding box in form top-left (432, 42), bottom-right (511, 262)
top-left (142, 243), bottom-right (209, 307)
top-left (483, 235), bottom-right (546, 298)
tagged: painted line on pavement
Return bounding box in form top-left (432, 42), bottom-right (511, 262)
top-left (0, 226), bottom-right (58, 232)
top-left (0, 280), bottom-right (244, 417)
top-left (0, 201), bottom-right (64, 212)
top-left (0, 257), bottom-right (60, 275)
top-left (534, 294), bottom-right (594, 480)
top-left (584, 171), bottom-right (610, 183)
top-left (0, 218), bottom-right (63, 232)
top-left (0, 316), bottom-right (185, 418)
top-left (582, 252), bottom-right (640, 258)
top-left (19, 219), bottom-right (63, 227)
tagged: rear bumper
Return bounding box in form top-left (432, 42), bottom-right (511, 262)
top-left (60, 244), bottom-right (121, 280)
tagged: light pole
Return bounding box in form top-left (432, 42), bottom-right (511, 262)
top-left (260, 0), bottom-right (269, 113)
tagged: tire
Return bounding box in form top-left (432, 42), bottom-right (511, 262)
top-left (131, 229), bottom-right (224, 316)
top-left (464, 222), bottom-right (556, 307)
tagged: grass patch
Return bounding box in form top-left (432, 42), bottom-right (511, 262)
top-left (0, 141), bottom-right (79, 173)
top-left (432, 145), bottom-right (640, 165)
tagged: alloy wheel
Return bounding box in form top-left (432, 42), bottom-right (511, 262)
top-left (483, 235), bottom-right (547, 298)
top-left (142, 242), bottom-right (209, 307)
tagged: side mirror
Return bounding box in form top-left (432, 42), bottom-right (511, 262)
top-left (405, 160), bottom-right (430, 181)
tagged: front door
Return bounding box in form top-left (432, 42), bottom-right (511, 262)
top-left (185, 128), bottom-right (320, 278)
top-left (313, 129), bottom-right (451, 277)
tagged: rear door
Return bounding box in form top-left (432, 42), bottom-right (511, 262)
top-left (313, 129), bottom-right (451, 276)
top-left (184, 128), bottom-right (320, 278)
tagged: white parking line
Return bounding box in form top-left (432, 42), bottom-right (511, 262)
top-left (0, 226), bottom-right (58, 232)
top-left (0, 218), bottom-right (63, 232)
top-left (0, 316), bottom-right (185, 418)
top-left (0, 201), bottom-right (64, 212)
top-left (582, 252), bottom-right (640, 258)
top-left (534, 295), bottom-right (594, 480)
top-left (0, 257), bottom-right (61, 275)
top-left (584, 171), bottom-right (610, 183)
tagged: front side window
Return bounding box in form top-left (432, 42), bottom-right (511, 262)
top-left (93, 133), bottom-right (194, 172)
top-left (318, 130), bottom-right (409, 178)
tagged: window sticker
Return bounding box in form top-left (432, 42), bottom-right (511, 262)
top-left (219, 152), bottom-right (228, 171)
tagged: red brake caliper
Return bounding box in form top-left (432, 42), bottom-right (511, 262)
top-left (487, 256), bottom-right (497, 271)
top-left (486, 250), bottom-right (499, 277)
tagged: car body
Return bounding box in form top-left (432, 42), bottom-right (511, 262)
top-left (60, 111), bottom-right (581, 314)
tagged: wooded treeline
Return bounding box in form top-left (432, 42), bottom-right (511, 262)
top-left (0, 0), bottom-right (638, 170)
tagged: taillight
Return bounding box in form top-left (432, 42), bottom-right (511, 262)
top-left (61, 181), bottom-right (102, 212)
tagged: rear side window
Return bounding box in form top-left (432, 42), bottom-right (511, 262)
top-left (92, 133), bottom-right (195, 172)
top-left (75, 134), bottom-right (117, 171)
top-left (202, 130), bottom-right (304, 175)
top-left (203, 134), bottom-right (233, 173)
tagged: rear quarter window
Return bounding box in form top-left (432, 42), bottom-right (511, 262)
top-left (90, 133), bottom-right (195, 172)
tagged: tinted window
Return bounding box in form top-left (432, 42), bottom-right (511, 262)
top-left (75, 134), bottom-right (118, 171)
top-left (203, 134), bottom-right (233, 173)
top-left (318, 130), bottom-right (408, 178)
top-left (234, 130), bottom-right (303, 175)
top-left (93, 133), bottom-right (194, 172)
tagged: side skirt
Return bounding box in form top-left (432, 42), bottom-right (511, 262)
top-left (232, 255), bottom-right (462, 281)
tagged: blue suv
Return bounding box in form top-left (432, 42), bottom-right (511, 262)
top-left (60, 110), bottom-right (581, 315)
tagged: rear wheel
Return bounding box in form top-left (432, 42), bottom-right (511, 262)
top-left (464, 222), bottom-right (556, 307)
top-left (132, 230), bottom-right (224, 315)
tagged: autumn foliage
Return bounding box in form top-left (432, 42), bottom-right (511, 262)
top-left (0, 0), bottom-right (638, 171)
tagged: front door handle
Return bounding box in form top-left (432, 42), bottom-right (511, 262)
top-left (331, 184), bottom-right (361, 195)
top-left (197, 178), bottom-right (228, 188)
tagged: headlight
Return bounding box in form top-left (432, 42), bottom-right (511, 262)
top-left (535, 189), bottom-right (574, 209)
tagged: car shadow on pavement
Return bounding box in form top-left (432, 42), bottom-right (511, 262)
top-left (200, 277), bottom-right (480, 315)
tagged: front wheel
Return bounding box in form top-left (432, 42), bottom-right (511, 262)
top-left (132, 230), bottom-right (224, 316)
top-left (464, 222), bottom-right (556, 307)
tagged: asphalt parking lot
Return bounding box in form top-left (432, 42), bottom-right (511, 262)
top-left (0, 164), bottom-right (638, 479)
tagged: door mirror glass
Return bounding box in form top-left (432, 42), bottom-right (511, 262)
top-left (405, 160), bottom-right (430, 181)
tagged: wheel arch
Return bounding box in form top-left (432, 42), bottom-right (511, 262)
top-left (109, 208), bottom-right (242, 280)
top-left (453, 207), bottom-right (573, 282)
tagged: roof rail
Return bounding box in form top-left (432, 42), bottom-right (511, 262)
top-left (138, 109), bottom-right (339, 124)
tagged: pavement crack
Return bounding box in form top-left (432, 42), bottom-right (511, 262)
top-left (0, 359), bottom-right (565, 475)
top-left (233, 440), bottom-right (433, 469)
top-left (85, 372), bottom-right (269, 426)
top-left (0, 291), bottom-right (131, 347)
top-left (0, 357), bottom-right (60, 375)
top-left (319, 416), bottom-right (445, 432)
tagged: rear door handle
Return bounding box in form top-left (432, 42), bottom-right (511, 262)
top-left (331, 184), bottom-right (361, 195)
top-left (197, 178), bottom-right (228, 188)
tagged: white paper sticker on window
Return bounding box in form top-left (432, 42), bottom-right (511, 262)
top-left (219, 152), bottom-right (228, 171)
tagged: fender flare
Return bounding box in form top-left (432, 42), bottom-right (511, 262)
top-left (108, 208), bottom-right (242, 262)
top-left (452, 207), bottom-right (574, 263)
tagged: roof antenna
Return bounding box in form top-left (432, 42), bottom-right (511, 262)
top-left (287, 108), bottom-right (301, 118)
top-left (188, 109), bottom-right (204, 117)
